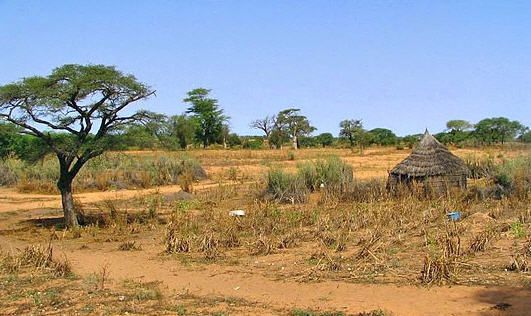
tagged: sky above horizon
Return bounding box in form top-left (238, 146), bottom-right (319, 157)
top-left (1, 0), bottom-right (530, 136)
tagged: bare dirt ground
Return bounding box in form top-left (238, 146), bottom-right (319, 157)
top-left (1, 146), bottom-right (530, 315)
top-left (1, 203), bottom-right (530, 316)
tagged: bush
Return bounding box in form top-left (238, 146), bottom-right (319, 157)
top-left (266, 168), bottom-right (309, 203)
top-left (297, 162), bottom-right (320, 191)
top-left (242, 137), bottom-right (264, 149)
top-left (314, 156), bottom-right (354, 195)
top-left (0, 160), bottom-right (18, 185)
top-left (464, 156), bottom-right (496, 179)
top-left (266, 157), bottom-right (354, 203)
top-left (493, 156), bottom-right (531, 198)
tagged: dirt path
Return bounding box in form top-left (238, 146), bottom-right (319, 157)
top-left (0, 181), bottom-right (225, 213)
top-left (13, 240), bottom-right (521, 316)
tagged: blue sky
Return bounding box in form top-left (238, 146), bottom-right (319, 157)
top-left (1, 0), bottom-right (530, 136)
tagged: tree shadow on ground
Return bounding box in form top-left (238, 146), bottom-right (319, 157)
top-left (24, 216), bottom-right (65, 229)
top-left (21, 210), bottom-right (166, 230)
top-left (473, 286), bottom-right (531, 316)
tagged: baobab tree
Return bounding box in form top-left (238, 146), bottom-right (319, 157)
top-left (250, 115), bottom-right (276, 148)
top-left (0, 64), bottom-right (155, 227)
top-left (276, 108), bottom-right (315, 149)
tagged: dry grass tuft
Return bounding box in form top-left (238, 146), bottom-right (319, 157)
top-left (419, 254), bottom-right (456, 285)
top-left (0, 251), bottom-right (21, 274)
top-left (469, 229), bottom-right (497, 253)
top-left (506, 254), bottom-right (528, 272)
top-left (310, 250), bottom-right (343, 272)
top-left (164, 221), bottom-right (193, 253)
top-left (199, 232), bottom-right (223, 260)
top-left (277, 231), bottom-right (301, 249)
top-left (249, 234), bottom-right (276, 256)
top-left (355, 230), bottom-right (383, 261)
top-left (118, 241), bottom-right (142, 251)
top-left (13, 243), bottom-right (72, 277)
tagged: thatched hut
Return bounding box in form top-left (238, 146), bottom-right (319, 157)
top-left (387, 130), bottom-right (468, 192)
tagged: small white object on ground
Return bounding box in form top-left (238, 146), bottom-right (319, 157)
top-left (229, 210), bottom-right (246, 217)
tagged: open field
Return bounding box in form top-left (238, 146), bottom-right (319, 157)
top-left (1, 146), bottom-right (530, 315)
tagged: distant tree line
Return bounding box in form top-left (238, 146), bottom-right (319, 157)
top-left (1, 86), bottom-right (530, 162)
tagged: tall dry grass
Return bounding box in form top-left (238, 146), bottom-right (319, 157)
top-left (0, 152), bottom-right (206, 193)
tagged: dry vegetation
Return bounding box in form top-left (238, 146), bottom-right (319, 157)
top-left (0, 145), bottom-right (530, 315)
top-left (0, 152), bottom-right (206, 194)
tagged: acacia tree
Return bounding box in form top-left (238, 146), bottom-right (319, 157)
top-left (339, 119), bottom-right (371, 154)
top-left (443, 119), bottom-right (473, 144)
top-left (368, 128), bottom-right (397, 146)
top-left (339, 119), bottom-right (360, 147)
top-left (276, 108), bottom-right (315, 149)
top-left (446, 120), bottom-right (472, 132)
top-left (184, 88), bottom-right (228, 148)
top-left (315, 132), bottom-right (334, 147)
top-left (474, 117), bottom-right (525, 144)
top-left (172, 114), bottom-right (196, 149)
top-left (143, 113), bottom-right (196, 150)
top-left (0, 64), bottom-right (154, 227)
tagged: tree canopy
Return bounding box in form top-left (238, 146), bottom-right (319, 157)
top-left (184, 88), bottom-right (228, 148)
top-left (315, 132), bottom-right (334, 147)
top-left (275, 108), bottom-right (315, 149)
top-left (250, 115), bottom-right (276, 148)
top-left (368, 128), bottom-right (397, 146)
top-left (474, 117), bottom-right (525, 144)
top-left (0, 64), bottom-right (154, 227)
top-left (446, 120), bottom-right (473, 132)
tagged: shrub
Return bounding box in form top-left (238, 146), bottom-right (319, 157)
top-left (266, 168), bottom-right (309, 203)
top-left (287, 151), bottom-right (296, 161)
top-left (266, 157), bottom-right (354, 203)
top-left (493, 156), bottom-right (530, 198)
top-left (315, 156), bottom-right (354, 198)
top-left (464, 156), bottom-right (496, 179)
top-left (297, 161), bottom-right (320, 191)
top-left (0, 160), bottom-right (17, 185)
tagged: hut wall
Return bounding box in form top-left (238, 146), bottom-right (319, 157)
top-left (387, 173), bottom-right (467, 194)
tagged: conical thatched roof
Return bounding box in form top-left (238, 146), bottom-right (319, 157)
top-left (390, 130), bottom-right (468, 177)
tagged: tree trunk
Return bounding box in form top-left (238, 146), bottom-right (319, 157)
top-left (58, 174), bottom-right (79, 228)
top-left (292, 135), bottom-right (298, 150)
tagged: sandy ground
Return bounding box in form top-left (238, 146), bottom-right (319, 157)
top-left (57, 246), bottom-right (531, 316)
top-left (1, 183), bottom-right (530, 315)
top-left (0, 181), bottom-right (224, 214)
top-left (1, 224), bottom-right (530, 315)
